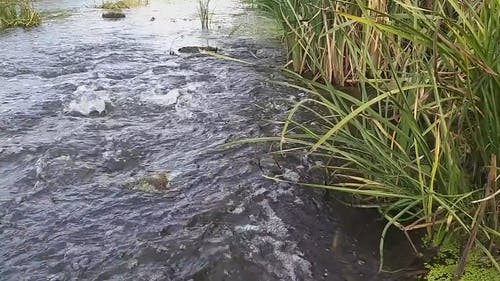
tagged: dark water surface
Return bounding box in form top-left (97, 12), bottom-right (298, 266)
top-left (0, 1), bottom-right (416, 280)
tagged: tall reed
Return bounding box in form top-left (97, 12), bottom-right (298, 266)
top-left (198, 0), bottom-right (211, 30)
top-left (251, 0), bottom-right (500, 275)
top-left (0, 0), bottom-right (41, 28)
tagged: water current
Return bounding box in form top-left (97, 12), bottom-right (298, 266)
top-left (0, 1), bottom-right (417, 280)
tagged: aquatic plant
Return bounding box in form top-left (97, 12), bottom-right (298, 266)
top-left (249, 0), bottom-right (500, 278)
top-left (126, 172), bottom-right (171, 193)
top-left (426, 243), bottom-right (499, 281)
top-left (0, 0), bottom-right (41, 29)
top-left (98, 0), bottom-right (149, 10)
top-left (198, 0), bottom-right (211, 30)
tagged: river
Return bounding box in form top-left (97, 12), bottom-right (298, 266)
top-left (0, 1), bottom-right (415, 280)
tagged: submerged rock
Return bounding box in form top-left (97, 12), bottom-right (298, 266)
top-left (102, 11), bottom-right (126, 19)
top-left (178, 46), bottom-right (218, 54)
top-left (126, 173), bottom-right (171, 192)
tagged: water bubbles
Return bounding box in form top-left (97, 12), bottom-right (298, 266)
top-left (141, 88), bottom-right (180, 106)
top-left (127, 258), bottom-right (139, 270)
top-left (282, 169), bottom-right (300, 182)
top-left (229, 205), bottom-right (245, 214)
top-left (65, 94), bottom-right (112, 116)
top-left (64, 85), bottom-right (113, 116)
top-left (35, 157), bottom-right (47, 179)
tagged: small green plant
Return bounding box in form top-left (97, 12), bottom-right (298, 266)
top-left (198, 0), bottom-right (211, 30)
top-left (98, 0), bottom-right (149, 10)
top-left (0, 0), bottom-right (41, 29)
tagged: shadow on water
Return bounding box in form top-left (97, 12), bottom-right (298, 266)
top-left (0, 0), bottom-right (421, 280)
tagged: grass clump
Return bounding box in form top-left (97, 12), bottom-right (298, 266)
top-left (198, 0), bottom-right (211, 30)
top-left (98, 0), bottom-right (149, 10)
top-left (249, 0), bottom-right (500, 278)
top-left (0, 0), bottom-right (41, 29)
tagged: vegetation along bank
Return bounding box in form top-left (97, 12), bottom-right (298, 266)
top-left (0, 0), bottom-right (41, 28)
top-left (248, 0), bottom-right (499, 280)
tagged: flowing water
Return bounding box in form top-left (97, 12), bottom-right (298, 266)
top-left (0, 1), bottom-right (417, 280)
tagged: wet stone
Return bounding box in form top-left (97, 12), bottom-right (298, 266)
top-left (102, 11), bottom-right (126, 19)
top-left (125, 172), bottom-right (171, 192)
top-left (178, 46), bottom-right (218, 54)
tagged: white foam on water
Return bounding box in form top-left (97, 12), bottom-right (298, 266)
top-left (260, 236), bottom-right (312, 281)
top-left (268, 187), bottom-right (295, 202)
top-left (234, 199), bottom-right (313, 280)
top-left (141, 88), bottom-right (180, 106)
top-left (269, 236), bottom-right (312, 280)
top-left (184, 81), bottom-right (205, 92)
top-left (259, 199), bottom-right (288, 238)
top-left (259, 201), bottom-right (312, 280)
top-left (65, 85), bottom-right (112, 116)
top-left (230, 205), bottom-right (245, 214)
top-left (163, 61), bottom-right (180, 68)
top-left (253, 187), bottom-right (267, 196)
top-left (282, 168), bottom-right (300, 182)
top-left (234, 224), bottom-right (260, 233)
top-left (66, 95), bottom-right (110, 115)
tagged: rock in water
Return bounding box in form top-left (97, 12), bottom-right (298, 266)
top-left (178, 46), bottom-right (218, 54)
top-left (102, 11), bottom-right (126, 19)
top-left (126, 173), bottom-right (171, 192)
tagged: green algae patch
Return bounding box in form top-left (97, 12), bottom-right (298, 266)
top-left (427, 263), bottom-right (499, 281)
top-left (425, 242), bottom-right (499, 281)
top-left (125, 172), bottom-right (171, 193)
